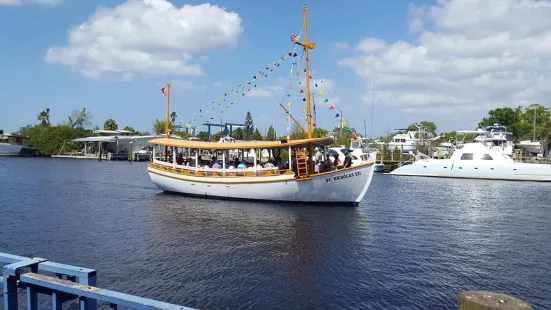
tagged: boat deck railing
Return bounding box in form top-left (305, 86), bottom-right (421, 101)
top-left (0, 252), bottom-right (193, 310)
top-left (150, 161), bottom-right (294, 178)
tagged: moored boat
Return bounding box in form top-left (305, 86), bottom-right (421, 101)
top-left (146, 7), bottom-right (375, 205)
top-left (0, 130), bottom-right (36, 157)
top-left (388, 142), bottom-right (551, 182)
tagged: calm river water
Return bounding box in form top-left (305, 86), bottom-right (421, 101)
top-left (0, 157), bottom-right (550, 309)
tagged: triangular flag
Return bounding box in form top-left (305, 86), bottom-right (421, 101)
top-left (287, 102), bottom-right (291, 106)
top-left (318, 90), bottom-right (324, 95)
top-left (335, 113), bottom-right (340, 118)
top-left (324, 98), bottom-right (329, 103)
top-left (329, 105), bottom-right (334, 110)
top-left (299, 89), bottom-right (304, 93)
top-left (302, 98), bottom-right (306, 101)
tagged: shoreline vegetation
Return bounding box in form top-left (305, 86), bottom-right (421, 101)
top-left (15, 104), bottom-right (551, 157)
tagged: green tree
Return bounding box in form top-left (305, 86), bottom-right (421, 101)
top-left (152, 119), bottom-right (167, 135)
top-left (170, 112), bottom-right (178, 124)
top-left (252, 128), bottom-right (263, 140)
top-left (312, 127), bottom-right (329, 138)
top-left (18, 124), bottom-right (93, 156)
top-left (266, 125), bottom-right (277, 141)
top-left (232, 127), bottom-right (244, 140)
top-left (478, 107), bottom-right (518, 129)
top-left (103, 119), bottom-right (118, 130)
top-left (67, 108), bottom-right (93, 129)
top-left (244, 111), bottom-right (254, 138)
top-left (37, 108), bottom-right (51, 126)
top-left (407, 121), bottom-right (437, 137)
top-left (289, 124), bottom-right (307, 140)
top-left (196, 131), bottom-right (209, 141)
top-left (123, 126), bottom-right (135, 133)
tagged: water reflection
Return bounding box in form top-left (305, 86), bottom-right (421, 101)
top-left (147, 193), bottom-right (372, 307)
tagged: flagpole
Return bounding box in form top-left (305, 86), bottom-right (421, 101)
top-left (164, 83), bottom-right (171, 162)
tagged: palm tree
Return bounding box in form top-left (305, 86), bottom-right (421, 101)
top-left (152, 119), bottom-right (167, 135)
top-left (37, 108), bottom-right (50, 126)
top-left (170, 112), bottom-right (178, 124)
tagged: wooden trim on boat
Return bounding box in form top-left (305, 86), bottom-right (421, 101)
top-left (148, 160), bottom-right (374, 184)
top-left (147, 137), bottom-right (333, 150)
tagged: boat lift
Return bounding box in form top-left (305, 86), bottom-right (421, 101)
top-left (202, 122), bottom-right (250, 141)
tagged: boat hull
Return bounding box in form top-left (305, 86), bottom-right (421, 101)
top-left (148, 163), bottom-right (375, 205)
top-left (388, 160), bottom-right (551, 182)
top-left (0, 144), bottom-right (36, 157)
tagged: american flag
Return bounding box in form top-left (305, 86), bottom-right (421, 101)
top-left (161, 86), bottom-right (168, 96)
top-left (290, 33), bottom-right (299, 44)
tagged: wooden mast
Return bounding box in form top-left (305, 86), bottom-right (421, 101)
top-left (301, 6), bottom-right (315, 139)
top-left (164, 83), bottom-right (171, 162)
top-left (165, 83), bottom-right (171, 138)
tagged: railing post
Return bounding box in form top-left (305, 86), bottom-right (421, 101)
top-left (3, 257), bottom-right (46, 310)
top-left (52, 291), bottom-right (63, 310)
top-left (3, 273), bottom-right (18, 310)
top-left (78, 269), bottom-right (97, 310)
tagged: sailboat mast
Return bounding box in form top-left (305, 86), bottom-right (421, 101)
top-left (533, 108), bottom-right (536, 141)
top-left (371, 80), bottom-right (374, 139)
top-left (302, 6), bottom-right (314, 139)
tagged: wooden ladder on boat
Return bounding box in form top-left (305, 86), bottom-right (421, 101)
top-left (295, 151), bottom-right (311, 180)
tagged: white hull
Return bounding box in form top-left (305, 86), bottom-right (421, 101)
top-left (516, 141), bottom-right (542, 154)
top-left (389, 159), bottom-right (551, 182)
top-left (0, 144), bottom-right (36, 156)
top-left (387, 142), bottom-right (417, 153)
top-left (148, 163), bottom-right (375, 205)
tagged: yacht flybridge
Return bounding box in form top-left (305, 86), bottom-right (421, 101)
top-left (146, 7), bottom-right (375, 205)
top-left (388, 142), bottom-right (551, 182)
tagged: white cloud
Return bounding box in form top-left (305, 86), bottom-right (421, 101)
top-left (172, 80), bottom-right (206, 91)
top-left (45, 0), bottom-right (243, 79)
top-left (339, 0), bottom-right (551, 120)
top-left (247, 86), bottom-right (283, 99)
top-left (331, 42), bottom-right (351, 51)
top-left (0, 0), bottom-right (22, 5)
top-left (213, 81), bottom-right (224, 88)
top-left (0, 0), bottom-right (61, 5)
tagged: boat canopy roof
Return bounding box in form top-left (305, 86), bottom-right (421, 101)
top-left (147, 137), bottom-right (334, 150)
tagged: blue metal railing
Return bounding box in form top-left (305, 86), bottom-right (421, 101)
top-left (1, 252), bottom-right (195, 310)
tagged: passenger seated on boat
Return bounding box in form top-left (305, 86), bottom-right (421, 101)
top-left (176, 154), bottom-right (184, 165)
top-left (333, 155), bottom-right (341, 167)
top-left (237, 162), bottom-right (247, 169)
top-left (264, 159), bottom-right (275, 168)
top-left (342, 150), bottom-right (353, 169)
top-left (212, 161), bottom-right (221, 169)
top-left (321, 157), bottom-right (333, 172)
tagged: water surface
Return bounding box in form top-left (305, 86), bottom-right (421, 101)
top-left (0, 157), bottom-right (549, 309)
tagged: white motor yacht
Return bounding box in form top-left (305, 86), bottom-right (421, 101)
top-left (388, 142), bottom-right (551, 182)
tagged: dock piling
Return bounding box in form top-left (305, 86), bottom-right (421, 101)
top-left (457, 291), bottom-right (532, 310)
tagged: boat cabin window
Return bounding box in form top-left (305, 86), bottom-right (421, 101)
top-left (401, 139), bottom-right (406, 143)
top-left (460, 153), bottom-right (473, 160)
top-left (480, 154), bottom-right (493, 160)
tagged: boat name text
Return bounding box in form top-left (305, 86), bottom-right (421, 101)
top-left (325, 171), bottom-right (361, 183)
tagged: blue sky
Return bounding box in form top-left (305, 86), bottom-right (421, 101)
top-left (2, 0), bottom-right (548, 137)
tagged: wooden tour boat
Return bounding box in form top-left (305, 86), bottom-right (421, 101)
top-left (147, 6), bottom-right (375, 205)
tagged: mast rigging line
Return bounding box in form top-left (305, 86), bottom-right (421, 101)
top-left (187, 50), bottom-right (297, 128)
